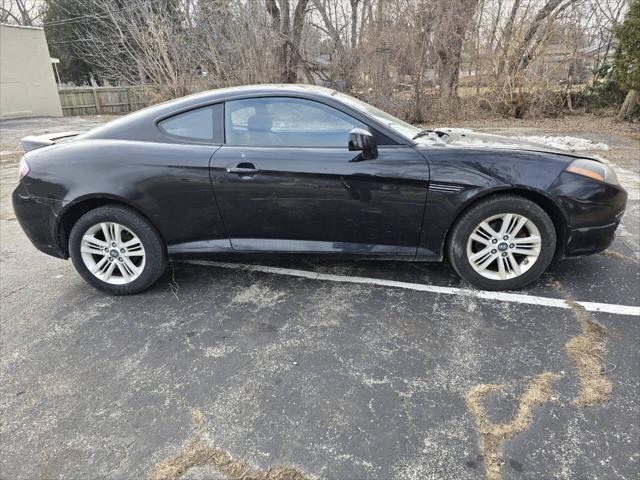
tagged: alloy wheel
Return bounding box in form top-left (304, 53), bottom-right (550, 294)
top-left (80, 222), bottom-right (146, 284)
top-left (466, 213), bottom-right (542, 281)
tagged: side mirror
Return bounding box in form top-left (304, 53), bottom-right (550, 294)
top-left (348, 128), bottom-right (378, 161)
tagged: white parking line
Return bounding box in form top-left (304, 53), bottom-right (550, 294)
top-left (191, 261), bottom-right (640, 317)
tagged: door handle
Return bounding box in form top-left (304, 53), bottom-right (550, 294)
top-left (225, 162), bottom-right (260, 175)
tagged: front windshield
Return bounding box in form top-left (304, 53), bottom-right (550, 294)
top-left (334, 92), bottom-right (421, 140)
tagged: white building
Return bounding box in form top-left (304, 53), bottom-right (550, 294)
top-left (0, 24), bottom-right (63, 118)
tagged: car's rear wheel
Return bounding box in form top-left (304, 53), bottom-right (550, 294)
top-left (447, 195), bottom-right (556, 290)
top-left (69, 205), bottom-right (167, 294)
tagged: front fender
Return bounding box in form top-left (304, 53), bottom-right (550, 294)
top-left (416, 147), bottom-right (571, 260)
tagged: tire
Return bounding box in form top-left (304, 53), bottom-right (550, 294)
top-left (69, 205), bottom-right (167, 294)
top-left (447, 194), bottom-right (556, 291)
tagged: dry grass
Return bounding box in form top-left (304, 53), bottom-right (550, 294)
top-left (465, 373), bottom-right (562, 480)
top-left (439, 113), bottom-right (640, 139)
top-left (563, 300), bottom-right (613, 407)
top-left (599, 249), bottom-right (640, 264)
top-left (466, 280), bottom-right (615, 479)
top-left (149, 410), bottom-right (313, 480)
top-left (549, 280), bottom-right (613, 407)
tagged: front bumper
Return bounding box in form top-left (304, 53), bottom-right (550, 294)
top-left (550, 172), bottom-right (628, 257)
top-left (12, 182), bottom-right (66, 259)
top-left (565, 219), bottom-right (622, 256)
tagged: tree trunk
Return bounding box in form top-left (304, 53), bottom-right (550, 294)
top-left (438, 57), bottom-right (464, 98)
top-left (411, 4), bottom-right (435, 122)
top-left (487, 0), bottom-right (503, 52)
top-left (265, 0), bottom-right (284, 81)
top-left (350, 0), bottom-right (359, 49)
top-left (16, 0), bottom-right (34, 26)
top-left (511, 0), bottom-right (567, 74)
top-left (434, 0), bottom-right (480, 98)
top-left (618, 89), bottom-right (639, 121)
top-left (266, 0), bottom-right (309, 83)
top-left (288, 0), bottom-right (309, 83)
top-left (496, 0), bottom-right (521, 81)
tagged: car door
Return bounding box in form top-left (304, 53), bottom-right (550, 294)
top-left (209, 96), bottom-right (429, 257)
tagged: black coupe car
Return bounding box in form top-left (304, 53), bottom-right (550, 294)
top-left (13, 85), bottom-right (627, 294)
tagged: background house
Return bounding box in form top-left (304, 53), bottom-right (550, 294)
top-left (0, 24), bottom-right (62, 118)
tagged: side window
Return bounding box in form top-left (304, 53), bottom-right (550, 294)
top-left (225, 97), bottom-right (367, 147)
top-left (159, 104), bottom-right (223, 143)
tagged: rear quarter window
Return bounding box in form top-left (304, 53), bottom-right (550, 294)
top-left (159, 104), bottom-right (224, 143)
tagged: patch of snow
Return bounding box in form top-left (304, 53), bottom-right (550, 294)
top-left (612, 165), bottom-right (640, 200)
top-left (590, 154), bottom-right (610, 163)
top-left (511, 135), bottom-right (609, 151)
top-left (0, 150), bottom-right (22, 157)
top-left (203, 345), bottom-right (237, 358)
top-left (442, 127), bottom-right (475, 133)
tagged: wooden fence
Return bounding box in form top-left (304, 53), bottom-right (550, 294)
top-left (58, 87), bottom-right (152, 116)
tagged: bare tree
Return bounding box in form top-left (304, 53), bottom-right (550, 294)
top-left (42, 0), bottom-right (632, 119)
top-left (589, 0), bottom-right (628, 84)
top-left (409, 0), bottom-right (437, 121)
top-left (1, 0), bottom-right (42, 25)
top-left (495, 0), bottom-right (522, 80)
top-left (65, 0), bottom-right (292, 97)
top-left (266, 0), bottom-right (311, 83)
top-left (349, 0), bottom-right (360, 48)
top-left (433, 0), bottom-right (480, 98)
top-left (512, 0), bottom-right (575, 73)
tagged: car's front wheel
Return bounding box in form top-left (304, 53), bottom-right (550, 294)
top-left (69, 205), bottom-right (167, 294)
top-left (447, 195), bottom-right (556, 291)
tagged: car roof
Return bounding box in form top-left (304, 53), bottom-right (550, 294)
top-left (142, 84), bottom-right (340, 115)
top-left (81, 84), bottom-right (344, 142)
top-left (186, 83), bottom-right (337, 99)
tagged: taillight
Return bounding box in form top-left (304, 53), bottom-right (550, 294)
top-left (18, 156), bottom-right (30, 181)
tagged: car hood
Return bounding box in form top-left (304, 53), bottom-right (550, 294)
top-left (413, 128), bottom-right (597, 160)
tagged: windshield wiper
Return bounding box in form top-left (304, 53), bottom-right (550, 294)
top-left (412, 129), bottom-right (449, 140)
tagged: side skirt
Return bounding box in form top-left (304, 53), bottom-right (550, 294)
top-left (167, 238), bottom-right (441, 261)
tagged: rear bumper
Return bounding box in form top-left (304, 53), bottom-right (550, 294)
top-left (12, 183), bottom-right (66, 259)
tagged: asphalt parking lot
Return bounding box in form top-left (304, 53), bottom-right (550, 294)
top-left (1, 116), bottom-right (639, 480)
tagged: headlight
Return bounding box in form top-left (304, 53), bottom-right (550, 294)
top-left (566, 158), bottom-right (619, 185)
top-left (18, 156), bottom-right (30, 181)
